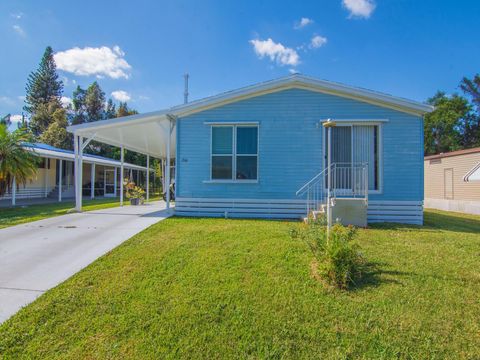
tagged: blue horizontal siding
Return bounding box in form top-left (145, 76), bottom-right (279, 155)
top-left (176, 88), bottom-right (423, 202)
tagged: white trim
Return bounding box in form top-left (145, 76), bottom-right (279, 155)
top-left (204, 121), bottom-right (259, 126)
top-left (320, 119), bottom-right (389, 124)
top-left (209, 124), bottom-right (259, 182)
top-left (203, 180), bottom-right (258, 184)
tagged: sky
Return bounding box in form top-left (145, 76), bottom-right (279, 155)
top-left (1, 0), bottom-right (479, 127)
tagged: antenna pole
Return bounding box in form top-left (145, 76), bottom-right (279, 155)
top-left (184, 73), bottom-right (189, 104)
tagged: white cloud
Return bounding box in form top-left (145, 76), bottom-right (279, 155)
top-left (289, 68), bottom-right (300, 74)
top-left (310, 35), bottom-right (328, 49)
top-left (11, 12), bottom-right (23, 19)
top-left (294, 17), bottom-right (314, 29)
top-left (249, 38), bottom-right (300, 66)
top-left (61, 96), bottom-right (73, 108)
top-left (54, 46), bottom-right (132, 79)
top-left (342, 0), bottom-right (376, 18)
top-left (12, 25), bottom-right (26, 37)
top-left (111, 90), bottom-right (131, 102)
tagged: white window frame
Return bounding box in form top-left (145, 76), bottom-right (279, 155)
top-left (321, 120), bottom-right (384, 194)
top-left (206, 122), bottom-right (259, 183)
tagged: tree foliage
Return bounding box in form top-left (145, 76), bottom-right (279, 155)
top-left (0, 125), bottom-right (38, 196)
top-left (459, 74), bottom-right (480, 148)
top-left (39, 106), bottom-right (71, 149)
top-left (116, 102), bottom-right (138, 117)
top-left (1, 114), bottom-right (11, 127)
top-left (71, 85), bottom-right (87, 125)
top-left (24, 46), bottom-right (63, 115)
top-left (424, 74), bottom-right (480, 155)
top-left (424, 92), bottom-right (470, 155)
top-left (85, 82), bottom-right (105, 122)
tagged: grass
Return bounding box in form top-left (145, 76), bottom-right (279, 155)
top-left (0, 195), bottom-right (162, 229)
top-left (0, 209), bottom-right (479, 359)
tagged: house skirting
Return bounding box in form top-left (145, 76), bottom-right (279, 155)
top-left (175, 198), bottom-right (424, 224)
top-left (425, 198), bottom-right (480, 215)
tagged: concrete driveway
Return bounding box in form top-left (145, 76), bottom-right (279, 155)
top-left (0, 201), bottom-right (172, 323)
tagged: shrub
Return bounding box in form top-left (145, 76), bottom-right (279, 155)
top-left (290, 220), bottom-right (365, 289)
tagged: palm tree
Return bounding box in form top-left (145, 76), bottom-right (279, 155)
top-left (0, 125), bottom-right (38, 197)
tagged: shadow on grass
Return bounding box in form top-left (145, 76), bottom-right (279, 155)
top-left (350, 259), bottom-right (480, 291)
top-left (350, 261), bottom-right (405, 291)
top-left (369, 210), bottom-right (480, 235)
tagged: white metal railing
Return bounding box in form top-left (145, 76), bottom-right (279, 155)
top-left (296, 164), bottom-right (332, 216)
top-left (296, 162), bottom-right (368, 216)
top-left (331, 163), bottom-right (369, 200)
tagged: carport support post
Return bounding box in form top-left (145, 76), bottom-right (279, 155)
top-left (91, 163), bottom-right (95, 199)
top-left (120, 146), bottom-right (124, 206)
top-left (58, 159), bottom-right (62, 202)
top-left (44, 157), bottom-right (48, 197)
top-left (166, 120), bottom-right (171, 209)
top-left (11, 176), bottom-right (16, 206)
top-left (74, 134), bottom-right (83, 212)
top-left (146, 155), bottom-right (150, 202)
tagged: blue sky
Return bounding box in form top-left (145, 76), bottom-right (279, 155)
top-left (1, 0), bottom-right (479, 126)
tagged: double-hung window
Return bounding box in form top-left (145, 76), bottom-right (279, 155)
top-left (211, 125), bottom-right (258, 181)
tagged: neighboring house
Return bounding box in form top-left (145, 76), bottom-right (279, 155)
top-left (68, 75), bottom-right (433, 224)
top-left (424, 147), bottom-right (480, 215)
top-left (1, 143), bottom-right (152, 206)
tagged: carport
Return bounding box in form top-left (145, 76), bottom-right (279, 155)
top-left (67, 112), bottom-right (176, 211)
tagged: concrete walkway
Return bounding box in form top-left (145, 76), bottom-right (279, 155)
top-left (0, 201), bottom-right (172, 323)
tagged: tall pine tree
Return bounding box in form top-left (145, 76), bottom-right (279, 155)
top-left (105, 99), bottom-right (117, 119)
top-left (85, 82), bottom-right (105, 122)
top-left (71, 85), bottom-right (87, 125)
top-left (24, 46), bottom-right (63, 115)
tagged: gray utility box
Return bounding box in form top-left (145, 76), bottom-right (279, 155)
top-left (331, 198), bottom-right (368, 227)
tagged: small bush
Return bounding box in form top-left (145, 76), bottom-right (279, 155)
top-left (290, 220), bottom-right (365, 289)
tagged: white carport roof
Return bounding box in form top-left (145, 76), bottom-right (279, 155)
top-left (67, 114), bottom-right (175, 158)
top-left (23, 143), bottom-right (149, 171)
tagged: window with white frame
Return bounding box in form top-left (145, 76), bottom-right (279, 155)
top-left (211, 125), bottom-right (258, 180)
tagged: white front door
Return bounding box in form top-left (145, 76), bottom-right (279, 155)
top-left (104, 169), bottom-right (116, 197)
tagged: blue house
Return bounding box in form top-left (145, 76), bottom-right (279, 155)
top-left (68, 75), bottom-right (433, 224)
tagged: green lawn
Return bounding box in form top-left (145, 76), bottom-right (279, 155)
top-left (0, 195), bottom-right (162, 229)
top-left (1, 210), bottom-right (479, 359)
top-left (0, 198), bottom-right (122, 229)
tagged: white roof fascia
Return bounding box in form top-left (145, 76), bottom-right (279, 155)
top-left (66, 75), bottom-right (433, 142)
top-left (67, 113), bottom-right (170, 134)
top-left (25, 147), bottom-right (148, 171)
top-left (168, 75), bottom-right (434, 117)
